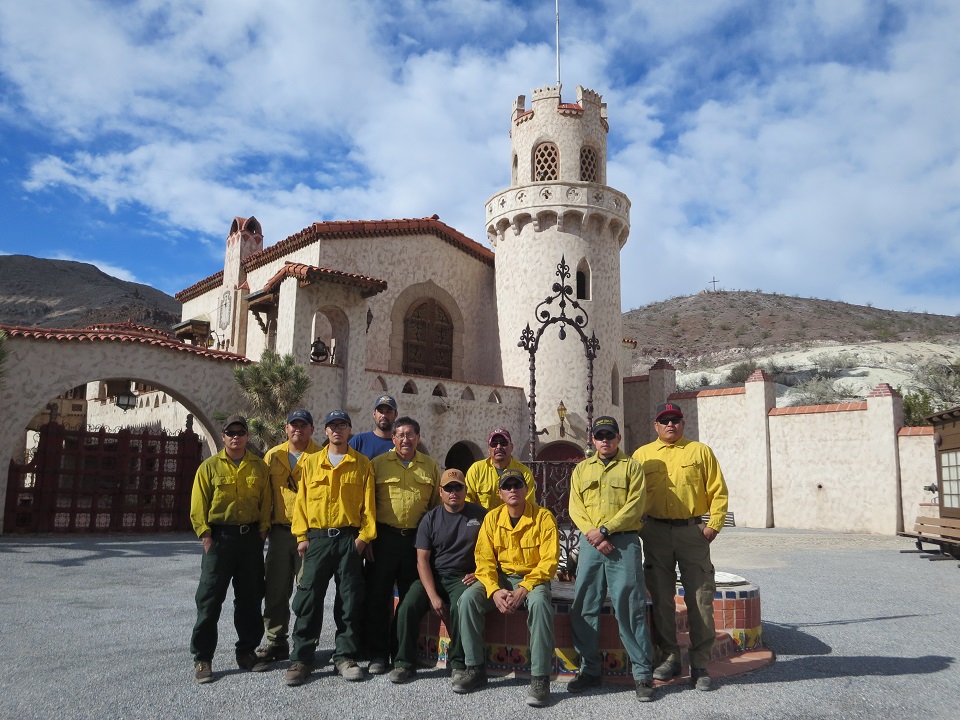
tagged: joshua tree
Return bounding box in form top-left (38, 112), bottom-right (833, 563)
top-left (231, 350), bottom-right (310, 453)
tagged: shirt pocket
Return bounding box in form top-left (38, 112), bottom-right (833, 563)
top-left (211, 475), bottom-right (237, 513)
top-left (338, 472), bottom-right (365, 503)
top-left (678, 462), bottom-right (703, 488)
top-left (517, 537), bottom-right (540, 568)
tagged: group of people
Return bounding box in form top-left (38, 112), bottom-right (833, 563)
top-left (188, 394), bottom-right (728, 707)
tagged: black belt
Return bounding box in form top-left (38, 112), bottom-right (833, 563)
top-left (646, 516), bottom-right (699, 527)
top-left (211, 523), bottom-right (258, 535)
top-left (608, 530), bottom-right (637, 537)
top-left (307, 526), bottom-right (358, 539)
top-left (377, 522), bottom-right (416, 537)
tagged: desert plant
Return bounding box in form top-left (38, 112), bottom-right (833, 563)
top-left (789, 378), bottom-right (853, 406)
top-left (232, 350), bottom-right (311, 453)
top-left (726, 361), bottom-right (758, 384)
top-left (910, 361), bottom-right (960, 410)
top-left (901, 387), bottom-right (936, 426)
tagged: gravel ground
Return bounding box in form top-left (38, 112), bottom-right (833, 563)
top-left (1, 527), bottom-right (958, 720)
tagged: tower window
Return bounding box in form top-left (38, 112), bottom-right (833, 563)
top-left (580, 147), bottom-right (599, 183)
top-left (534, 143), bottom-right (559, 181)
top-left (576, 258), bottom-right (591, 300)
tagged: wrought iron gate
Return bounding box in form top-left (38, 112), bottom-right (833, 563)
top-left (4, 421), bottom-right (202, 534)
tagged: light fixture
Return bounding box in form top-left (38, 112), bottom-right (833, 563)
top-left (115, 390), bottom-right (137, 411)
top-left (557, 400), bottom-right (567, 438)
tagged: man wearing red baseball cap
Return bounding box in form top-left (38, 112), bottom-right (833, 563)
top-left (632, 402), bottom-right (729, 692)
top-left (464, 428), bottom-right (535, 510)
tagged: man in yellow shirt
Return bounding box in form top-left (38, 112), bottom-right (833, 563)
top-left (455, 468), bottom-right (559, 707)
top-left (465, 428), bottom-right (535, 509)
top-left (632, 402), bottom-right (729, 691)
top-left (364, 416), bottom-right (441, 674)
top-left (257, 409), bottom-right (322, 664)
top-left (189, 415), bottom-right (271, 684)
top-left (568, 416), bottom-right (655, 702)
top-left (284, 410), bottom-right (377, 686)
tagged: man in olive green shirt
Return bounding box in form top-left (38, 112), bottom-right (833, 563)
top-left (633, 402), bottom-right (729, 691)
top-left (189, 415), bottom-right (271, 684)
top-left (464, 428), bottom-right (535, 509)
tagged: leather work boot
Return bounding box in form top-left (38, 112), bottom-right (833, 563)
top-left (335, 659), bottom-right (365, 682)
top-left (451, 665), bottom-right (488, 694)
top-left (567, 672), bottom-right (601, 693)
top-left (636, 679), bottom-right (655, 702)
top-left (194, 661), bottom-right (213, 684)
top-left (525, 675), bottom-right (551, 707)
top-left (691, 667), bottom-right (713, 691)
top-left (284, 661), bottom-right (311, 686)
top-left (653, 658), bottom-right (681, 681)
top-left (236, 650), bottom-right (269, 672)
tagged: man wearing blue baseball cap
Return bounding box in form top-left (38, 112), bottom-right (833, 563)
top-left (349, 394), bottom-right (398, 459)
top-left (256, 409), bottom-right (322, 665)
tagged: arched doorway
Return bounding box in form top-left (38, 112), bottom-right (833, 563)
top-left (444, 441), bottom-right (481, 475)
top-left (536, 441), bottom-right (585, 462)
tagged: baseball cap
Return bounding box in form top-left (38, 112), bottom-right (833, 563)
top-left (221, 415), bottom-right (248, 432)
top-left (286, 409), bottom-right (314, 426)
top-left (498, 468), bottom-right (526, 488)
top-left (488, 428), bottom-right (512, 444)
top-left (324, 410), bottom-right (352, 427)
top-left (440, 468), bottom-right (466, 490)
top-left (591, 416), bottom-right (620, 436)
top-left (655, 402), bottom-right (684, 421)
top-left (374, 395), bottom-right (398, 411)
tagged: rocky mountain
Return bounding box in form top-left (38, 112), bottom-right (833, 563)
top-left (0, 255), bottom-right (181, 331)
top-left (624, 290), bottom-right (960, 374)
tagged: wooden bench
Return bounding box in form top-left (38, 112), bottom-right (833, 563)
top-left (898, 515), bottom-right (960, 561)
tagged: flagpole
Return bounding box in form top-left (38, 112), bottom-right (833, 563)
top-left (555, 0), bottom-right (561, 89)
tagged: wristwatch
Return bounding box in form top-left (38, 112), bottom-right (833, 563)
top-left (599, 526), bottom-right (609, 538)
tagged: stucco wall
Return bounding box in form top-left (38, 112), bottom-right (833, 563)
top-left (898, 431), bottom-right (938, 527)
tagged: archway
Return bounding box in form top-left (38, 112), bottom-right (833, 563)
top-left (444, 441), bottom-right (482, 475)
top-left (536, 441), bottom-right (585, 462)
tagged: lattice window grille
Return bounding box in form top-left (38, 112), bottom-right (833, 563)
top-left (534, 143), bottom-right (559, 181)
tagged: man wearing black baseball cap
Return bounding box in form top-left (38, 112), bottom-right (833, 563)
top-left (390, 468), bottom-right (486, 684)
top-left (189, 415), bottom-right (271, 683)
top-left (632, 401), bottom-right (729, 691)
top-left (349, 394), bottom-right (399, 459)
top-left (257, 409), bottom-right (322, 665)
top-left (568, 415), bottom-right (655, 702)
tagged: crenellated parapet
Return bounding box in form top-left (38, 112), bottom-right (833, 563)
top-left (486, 181), bottom-right (630, 248)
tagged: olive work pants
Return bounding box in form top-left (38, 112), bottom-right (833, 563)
top-left (190, 527), bottom-right (265, 663)
top-left (571, 531), bottom-right (653, 682)
top-left (290, 529), bottom-right (365, 666)
top-left (460, 574), bottom-right (555, 677)
top-left (640, 519), bottom-right (717, 669)
top-left (394, 573), bottom-right (471, 671)
top-left (262, 524), bottom-right (301, 644)
top-left (364, 530), bottom-right (419, 660)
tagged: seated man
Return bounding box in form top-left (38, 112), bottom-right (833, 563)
top-left (390, 469), bottom-right (486, 684)
top-left (454, 469), bottom-right (559, 708)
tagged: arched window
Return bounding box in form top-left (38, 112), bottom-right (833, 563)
top-left (403, 299), bottom-right (453, 378)
top-left (580, 146), bottom-right (599, 182)
top-left (512, 153), bottom-right (519, 185)
top-left (576, 258), bottom-right (591, 300)
top-left (534, 142), bottom-right (559, 181)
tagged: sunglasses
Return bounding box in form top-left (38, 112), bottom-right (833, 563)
top-left (658, 418), bottom-right (682, 426)
top-left (223, 429), bottom-right (247, 437)
top-left (441, 484), bottom-right (465, 493)
top-left (489, 439), bottom-right (509, 448)
top-left (501, 482), bottom-right (525, 491)
top-left (594, 432), bottom-right (616, 441)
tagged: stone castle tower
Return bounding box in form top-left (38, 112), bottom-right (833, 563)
top-left (487, 84), bottom-right (631, 455)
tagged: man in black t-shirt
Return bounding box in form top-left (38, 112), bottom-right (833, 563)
top-left (389, 468), bottom-right (486, 684)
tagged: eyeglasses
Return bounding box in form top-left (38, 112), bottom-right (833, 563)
top-left (394, 432), bottom-right (418, 441)
top-left (489, 440), bottom-right (509, 448)
top-left (441, 484), bottom-right (465, 493)
top-left (501, 482), bottom-right (525, 491)
top-left (327, 422), bottom-right (350, 431)
top-left (223, 429), bottom-right (247, 437)
top-left (594, 432), bottom-right (616, 441)
top-left (658, 418), bottom-right (682, 426)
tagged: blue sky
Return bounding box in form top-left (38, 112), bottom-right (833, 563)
top-left (1, 0), bottom-right (958, 314)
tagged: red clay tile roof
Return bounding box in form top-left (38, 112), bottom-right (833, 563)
top-left (768, 402), bottom-right (868, 415)
top-left (898, 426), bottom-right (934, 436)
top-left (0, 324), bottom-right (250, 363)
top-left (175, 270), bottom-right (224, 302)
top-left (175, 215), bottom-right (492, 302)
top-left (263, 262), bottom-right (388, 297)
top-left (83, 320), bottom-right (174, 339)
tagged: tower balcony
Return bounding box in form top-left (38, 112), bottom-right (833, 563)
top-left (486, 181), bottom-right (631, 249)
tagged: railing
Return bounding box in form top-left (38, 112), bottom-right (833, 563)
top-left (530, 460), bottom-right (579, 579)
